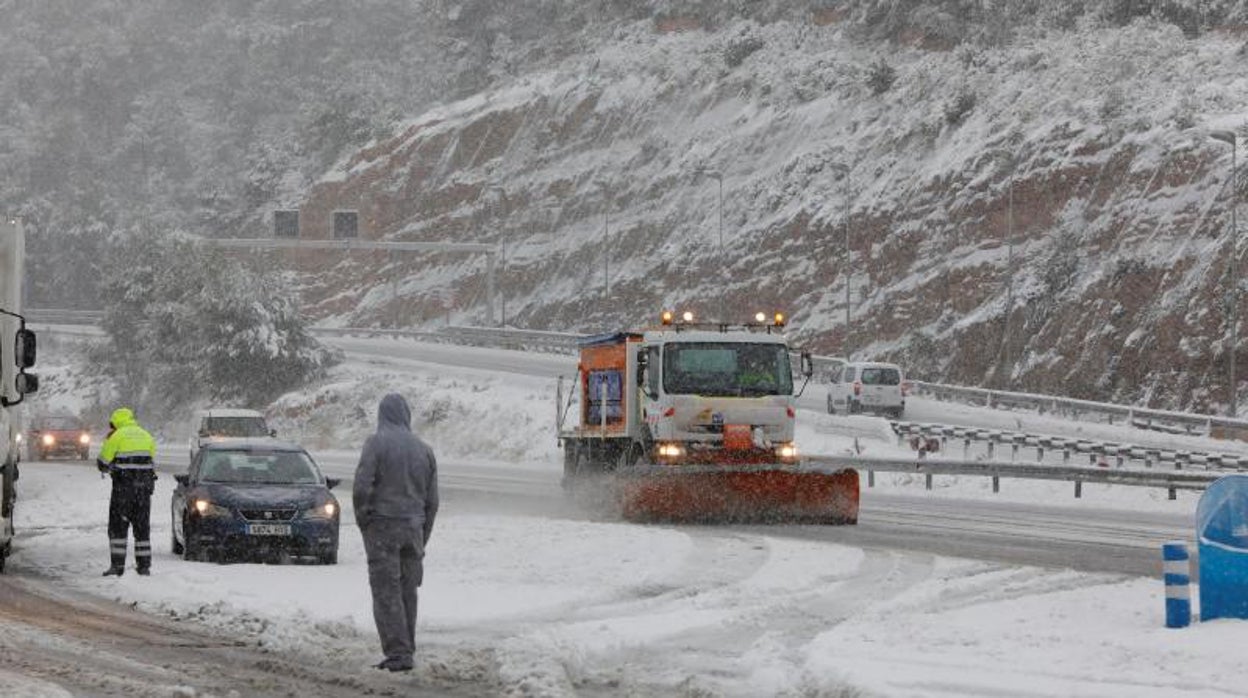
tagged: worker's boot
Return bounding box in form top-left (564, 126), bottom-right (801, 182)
top-left (102, 566), bottom-right (124, 577)
top-left (136, 565), bottom-right (150, 576)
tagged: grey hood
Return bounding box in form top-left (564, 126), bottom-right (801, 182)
top-left (378, 393), bottom-right (412, 431)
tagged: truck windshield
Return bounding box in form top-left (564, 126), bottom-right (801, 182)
top-left (662, 342), bottom-right (793, 397)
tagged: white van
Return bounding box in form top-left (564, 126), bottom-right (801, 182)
top-left (189, 408), bottom-right (275, 461)
top-left (826, 361), bottom-right (906, 419)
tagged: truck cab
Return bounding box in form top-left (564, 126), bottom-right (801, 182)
top-left (636, 328), bottom-right (799, 464)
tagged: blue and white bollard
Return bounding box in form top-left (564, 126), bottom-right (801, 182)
top-left (1163, 541), bottom-right (1192, 628)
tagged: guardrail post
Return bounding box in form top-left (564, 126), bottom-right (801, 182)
top-left (925, 472), bottom-right (933, 490)
top-left (868, 469), bottom-right (875, 487)
top-left (1036, 444), bottom-right (1045, 462)
top-left (987, 441), bottom-right (995, 460)
top-left (1163, 542), bottom-right (1191, 628)
top-left (964, 438), bottom-right (971, 459)
top-left (1074, 480), bottom-right (1082, 498)
top-left (1011, 439), bottom-right (1020, 461)
top-left (1063, 448), bottom-right (1070, 465)
top-left (992, 475), bottom-right (999, 493)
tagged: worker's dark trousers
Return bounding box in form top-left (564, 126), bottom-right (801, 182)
top-left (362, 518), bottom-right (426, 663)
top-left (108, 473), bottom-right (154, 571)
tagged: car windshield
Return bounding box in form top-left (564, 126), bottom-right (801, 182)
top-left (38, 416), bottom-right (81, 430)
top-left (860, 367), bottom-right (901, 386)
top-left (203, 416), bottom-right (269, 437)
top-left (199, 450), bottom-right (321, 485)
top-left (662, 342), bottom-right (793, 397)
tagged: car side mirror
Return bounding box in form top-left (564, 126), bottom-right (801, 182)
top-left (174, 473), bottom-right (189, 487)
top-left (15, 328), bottom-right (36, 368)
top-left (325, 477), bottom-right (341, 490)
top-left (800, 351), bottom-right (814, 378)
top-left (635, 352), bottom-right (648, 387)
top-left (269, 428), bottom-right (277, 437)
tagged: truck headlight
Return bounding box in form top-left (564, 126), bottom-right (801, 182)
top-left (41, 433), bottom-right (55, 446)
top-left (657, 443), bottom-right (685, 459)
top-left (776, 443), bottom-right (798, 460)
top-left (79, 433), bottom-right (91, 445)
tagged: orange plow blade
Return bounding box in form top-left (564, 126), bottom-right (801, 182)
top-left (617, 464), bottom-right (859, 524)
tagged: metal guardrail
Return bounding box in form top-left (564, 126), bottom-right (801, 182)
top-left (805, 453), bottom-right (1224, 500)
top-left (890, 421), bottom-right (1248, 471)
top-left (909, 380), bottom-right (1248, 439)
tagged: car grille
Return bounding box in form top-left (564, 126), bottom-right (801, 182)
top-left (239, 508), bottom-right (297, 522)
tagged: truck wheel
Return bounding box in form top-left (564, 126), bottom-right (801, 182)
top-left (617, 443), bottom-right (648, 469)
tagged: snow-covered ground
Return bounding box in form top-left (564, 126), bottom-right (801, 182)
top-left (8, 348), bottom-right (1247, 696)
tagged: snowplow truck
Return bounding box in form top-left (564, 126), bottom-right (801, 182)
top-left (1, 218), bottom-right (39, 572)
top-left (557, 313), bottom-right (858, 524)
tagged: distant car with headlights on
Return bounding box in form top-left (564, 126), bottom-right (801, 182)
top-left (171, 440), bottom-right (340, 564)
top-left (27, 413), bottom-right (91, 460)
top-left (189, 407), bottom-right (276, 461)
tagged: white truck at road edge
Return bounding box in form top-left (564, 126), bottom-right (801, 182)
top-left (1, 218), bottom-right (40, 572)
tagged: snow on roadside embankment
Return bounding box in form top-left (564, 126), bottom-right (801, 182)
top-left (266, 359), bottom-right (563, 466)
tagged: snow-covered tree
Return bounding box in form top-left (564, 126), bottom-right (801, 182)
top-left (98, 227), bottom-right (340, 415)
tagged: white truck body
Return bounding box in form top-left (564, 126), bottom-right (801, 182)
top-left (1, 218), bottom-right (38, 571)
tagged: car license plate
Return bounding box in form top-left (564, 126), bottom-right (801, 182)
top-left (247, 524), bottom-right (291, 536)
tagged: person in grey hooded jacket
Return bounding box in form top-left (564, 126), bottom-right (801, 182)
top-left (353, 393), bottom-right (439, 672)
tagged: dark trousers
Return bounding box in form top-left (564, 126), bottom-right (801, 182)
top-left (361, 518), bottom-right (425, 662)
top-left (108, 476), bottom-right (153, 570)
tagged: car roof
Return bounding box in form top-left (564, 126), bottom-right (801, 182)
top-left (200, 438), bottom-right (303, 452)
top-left (198, 408), bottom-right (266, 418)
top-left (846, 361), bottom-right (902, 369)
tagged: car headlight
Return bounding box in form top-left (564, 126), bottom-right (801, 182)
top-left (41, 434), bottom-right (55, 446)
top-left (78, 433), bottom-right (91, 445)
top-left (300, 501), bottom-right (338, 520)
top-left (14, 433), bottom-right (22, 444)
top-left (192, 499), bottom-right (232, 518)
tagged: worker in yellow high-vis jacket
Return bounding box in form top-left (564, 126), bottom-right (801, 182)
top-left (96, 407), bottom-right (157, 576)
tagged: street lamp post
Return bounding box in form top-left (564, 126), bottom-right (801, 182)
top-left (484, 184), bottom-right (508, 327)
top-left (698, 169), bottom-right (726, 320)
top-left (595, 180), bottom-right (611, 299)
top-left (1212, 130), bottom-right (1240, 417)
top-left (828, 164), bottom-right (853, 355)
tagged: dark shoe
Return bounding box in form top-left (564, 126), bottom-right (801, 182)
top-left (136, 567), bottom-right (150, 576)
top-left (102, 566), bottom-right (124, 577)
top-left (374, 658), bottom-right (413, 672)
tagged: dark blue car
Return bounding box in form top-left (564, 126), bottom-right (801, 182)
top-left (172, 440), bottom-right (341, 564)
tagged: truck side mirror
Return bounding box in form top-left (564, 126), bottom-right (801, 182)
top-left (800, 351), bottom-right (814, 378)
top-left (636, 352), bottom-right (648, 387)
top-left (15, 372), bottom-right (37, 395)
top-left (174, 473), bottom-right (189, 487)
top-left (15, 328), bottom-right (35, 368)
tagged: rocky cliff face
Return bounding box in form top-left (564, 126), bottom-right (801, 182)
top-left (295, 5), bottom-right (1248, 413)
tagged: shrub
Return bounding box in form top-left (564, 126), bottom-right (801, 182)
top-left (944, 90), bottom-right (977, 125)
top-left (866, 59), bottom-right (897, 95)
